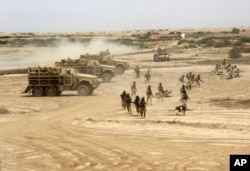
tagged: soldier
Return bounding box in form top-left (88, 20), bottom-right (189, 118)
top-left (131, 81), bottom-right (137, 99)
top-left (180, 92), bottom-right (190, 103)
top-left (157, 82), bottom-right (164, 101)
top-left (191, 73), bottom-right (195, 84)
top-left (185, 80), bottom-right (193, 90)
top-left (234, 67), bottom-right (240, 77)
top-left (134, 65), bottom-right (140, 79)
top-left (146, 85), bottom-right (153, 105)
top-left (144, 70), bottom-right (151, 83)
top-left (120, 90), bottom-right (127, 109)
top-left (215, 64), bottom-right (220, 73)
top-left (133, 95), bottom-right (141, 114)
top-left (168, 103), bottom-right (187, 115)
top-left (180, 84), bottom-right (187, 96)
top-left (180, 85), bottom-right (190, 103)
top-left (222, 58), bottom-right (226, 67)
top-left (194, 74), bottom-right (203, 87)
top-left (179, 75), bottom-right (185, 84)
top-left (139, 97), bottom-right (146, 118)
top-left (125, 93), bottom-right (132, 115)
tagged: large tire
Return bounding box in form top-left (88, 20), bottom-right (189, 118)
top-left (116, 66), bottom-right (124, 75)
top-left (154, 54), bottom-right (159, 62)
top-left (102, 73), bottom-right (112, 82)
top-left (32, 87), bottom-right (43, 97)
top-left (56, 91), bottom-right (62, 96)
top-left (77, 85), bottom-right (90, 96)
top-left (45, 87), bottom-right (57, 97)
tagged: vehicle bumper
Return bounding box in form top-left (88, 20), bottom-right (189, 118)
top-left (92, 80), bottom-right (101, 89)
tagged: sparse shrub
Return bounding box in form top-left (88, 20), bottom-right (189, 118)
top-left (0, 40), bottom-right (7, 45)
top-left (144, 31), bottom-right (152, 39)
top-left (5, 38), bottom-right (61, 47)
top-left (177, 39), bottom-right (186, 45)
top-left (214, 38), bottom-right (232, 48)
top-left (0, 36), bottom-right (10, 39)
top-left (234, 36), bottom-right (250, 47)
top-left (240, 47), bottom-right (250, 53)
top-left (131, 34), bottom-right (141, 38)
top-left (237, 36), bottom-right (250, 44)
top-left (197, 37), bottom-right (216, 47)
top-left (112, 38), bottom-right (134, 46)
top-left (177, 39), bottom-right (195, 45)
top-left (188, 43), bottom-right (198, 48)
top-left (231, 28), bottom-right (240, 34)
top-left (136, 32), bottom-right (152, 39)
top-left (229, 47), bottom-right (242, 58)
top-left (193, 31), bottom-right (204, 35)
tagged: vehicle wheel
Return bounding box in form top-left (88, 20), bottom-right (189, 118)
top-left (154, 54), bottom-right (159, 62)
top-left (102, 73), bottom-right (112, 82)
top-left (56, 91), bottom-right (62, 96)
top-left (116, 66), bottom-right (124, 75)
top-left (32, 87), bottom-right (43, 97)
top-left (45, 87), bottom-right (57, 97)
top-left (77, 85), bottom-right (90, 96)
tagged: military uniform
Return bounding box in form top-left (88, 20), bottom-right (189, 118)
top-left (157, 83), bottom-right (164, 101)
top-left (146, 85), bottom-right (153, 105)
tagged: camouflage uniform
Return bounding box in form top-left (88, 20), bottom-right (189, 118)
top-left (146, 85), bottom-right (153, 105)
top-left (145, 70), bottom-right (151, 82)
top-left (157, 83), bottom-right (164, 101)
top-left (131, 81), bottom-right (137, 99)
top-left (126, 93), bottom-right (132, 114)
top-left (140, 97), bottom-right (146, 118)
top-left (133, 95), bottom-right (141, 114)
top-left (120, 91), bottom-right (127, 109)
top-left (134, 66), bottom-right (140, 79)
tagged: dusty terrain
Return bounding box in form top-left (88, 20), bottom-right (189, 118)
top-left (0, 30), bottom-right (250, 171)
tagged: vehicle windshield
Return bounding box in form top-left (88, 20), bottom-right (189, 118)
top-left (108, 55), bottom-right (113, 60)
top-left (74, 68), bottom-right (80, 74)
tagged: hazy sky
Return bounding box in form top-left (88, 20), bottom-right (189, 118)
top-left (1, 0), bottom-right (249, 32)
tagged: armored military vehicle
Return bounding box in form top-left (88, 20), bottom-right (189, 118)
top-left (55, 58), bottom-right (115, 82)
top-left (153, 47), bottom-right (170, 62)
top-left (80, 50), bottom-right (130, 75)
top-left (23, 66), bottom-right (100, 96)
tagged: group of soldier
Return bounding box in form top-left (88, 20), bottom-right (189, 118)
top-left (120, 86), bottom-right (146, 118)
top-left (134, 65), bottom-right (151, 82)
top-left (119, 65), bottom-right (205, 117)
top-left (120, 70), bottom-right (175, 118)
top-left (179, 72), bottom-right (203, 90)
top-left (173, 72), bottom-right (204, 115)
top-left (215, 59), bottom-right (240, 79)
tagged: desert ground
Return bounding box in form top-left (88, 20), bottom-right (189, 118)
top-left (0, 29), bottom-right (250, 171)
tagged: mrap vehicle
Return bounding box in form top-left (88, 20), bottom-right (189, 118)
top-left (23, 66), bottom-right (100, 96)
top-left (55, 58), bottom-right (115, 83)
top-left (80, 50), bottom-right (130, 75)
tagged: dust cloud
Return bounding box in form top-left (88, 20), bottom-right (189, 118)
top-left (0, 37), bottom-right (138, 70)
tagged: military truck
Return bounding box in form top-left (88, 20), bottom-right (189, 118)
top-left (23, 66), bottom-right (100, 96)
top-left (153, 47), bottom-right (170, 62)
top-left (80, 50), bottom-right (130, 75)
top-left (55, 58), bottom-right (115, 82)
